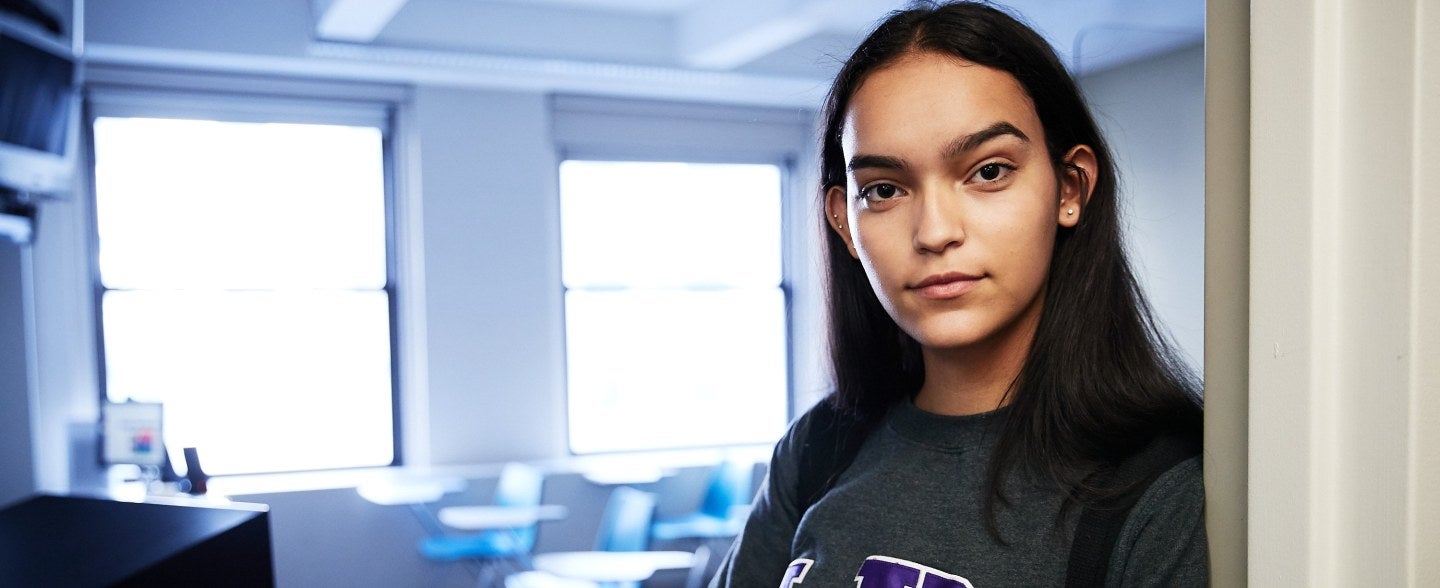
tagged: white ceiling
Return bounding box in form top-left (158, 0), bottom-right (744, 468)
top-left (314, 0), bottom-right (1205, 83)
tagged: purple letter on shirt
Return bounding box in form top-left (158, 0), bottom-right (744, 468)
top-left (780, 558), bottom-right (813, 587)
top-left (855, 556), bottom-right (974, 588)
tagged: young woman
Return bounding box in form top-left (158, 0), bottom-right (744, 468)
top-left (710, 2), bottom-right (1206, 587)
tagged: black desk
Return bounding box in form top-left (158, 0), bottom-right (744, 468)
top-left (0, 494), bottom-right (274, 587)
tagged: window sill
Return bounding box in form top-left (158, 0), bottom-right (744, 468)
top-left (182, 444), bottom-right (773, 499)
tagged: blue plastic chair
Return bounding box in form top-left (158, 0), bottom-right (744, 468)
top-left (513, 486), bottom-right (678, 588)
top-left (419, 462), bottom-right (547, 565)
top-left (595, 486), bottom-right (658, 553)
top-left (649, 459), bottom-right (753, 542)
top-left (592, 485), bottom-right (661, 588)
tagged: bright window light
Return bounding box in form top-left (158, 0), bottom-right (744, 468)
top-left (560, 160), bottom-right (788, 454)
top-left (92, 116), bottom-right (394, 475)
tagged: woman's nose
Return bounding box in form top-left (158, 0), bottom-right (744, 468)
top-left (912, 186), bottom-right (965, 254)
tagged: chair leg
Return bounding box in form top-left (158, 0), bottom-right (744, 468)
top-left (476, 556), bottom-right (531, 588)
top-left (684, 545), bottom-right (713, 588)
top-left (475, 560), bottom-right (506, 588)
top-left (410, 502), bottom-right (449, 536)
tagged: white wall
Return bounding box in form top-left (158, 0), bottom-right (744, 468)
top-left (4, 0), bottom-right (98, 497)
top-left (1081, 44), bottom-right (1206, 373)
top-left (0, 240), bottom-right (37, 507)
top-left (409, 85), bottom-right (569, 464)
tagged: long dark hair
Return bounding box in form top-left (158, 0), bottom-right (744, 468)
top-left (819, 0), bottom-right (1203, 528)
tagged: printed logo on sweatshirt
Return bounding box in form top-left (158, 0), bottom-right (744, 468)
top-left (780, 558), bottom-right (813, 586)
top-left (780, 555), bottom-right (973, 588)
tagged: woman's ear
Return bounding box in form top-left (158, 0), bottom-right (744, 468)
top-left (825, 185), bottom-right (860, 259)
top-left (1058, 144), bottom-right (1098, 228)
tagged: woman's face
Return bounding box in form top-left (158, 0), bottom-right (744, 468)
top-left (826, 51), bottom-right (1093, 353)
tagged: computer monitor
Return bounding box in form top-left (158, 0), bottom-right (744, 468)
top-left (0, 14), bottom-right (79, 197)
top-left (102, 401), bottom-right (165, 467)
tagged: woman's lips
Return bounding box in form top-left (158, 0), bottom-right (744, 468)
top-left (910, 272), bottom-right (982, 300)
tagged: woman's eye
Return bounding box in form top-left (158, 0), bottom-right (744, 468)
top-left (973, 162), bottom-right (1015, 183)
top-left (859, 183), bottom-right (901, 200)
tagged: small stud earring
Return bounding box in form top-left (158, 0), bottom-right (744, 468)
top-left (1067, 208), bottom-right (1075, 215)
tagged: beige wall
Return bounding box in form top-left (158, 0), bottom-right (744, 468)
top-left (1239, 0), bottom-right (1440, 585)
top-left (1414, 3), bottom-right (1440, 581)
top-left (1203, 1), bottom-right (1248, 585)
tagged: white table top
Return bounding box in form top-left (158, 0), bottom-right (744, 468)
top-left (579, 465), bottom-right (672, 485)
top-left (436, 504), bottom-right (569, 530)
top-left (355, 477), bottom-right (467, 506)
top-left (531, 550), bottom-right (697, 582)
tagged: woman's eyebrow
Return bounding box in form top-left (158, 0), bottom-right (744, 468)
top-left (942, 122), bottom-right (1030, 159)
top-left (845, 122), bottom-right (1029, 173)
top-left (847, 154), bottom-right (906, 173)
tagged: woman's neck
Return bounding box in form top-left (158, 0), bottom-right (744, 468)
top-left (913, 307), bottom-right (1040, 416)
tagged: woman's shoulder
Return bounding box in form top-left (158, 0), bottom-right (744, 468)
top-left (773, 399), bottom-right (840, 459)
top-left (1110, 432), bottom-right (1205, 535)
top-left (769, 398), bottom-right (895, 507)
top-left (779, 397), bottom-right (886, 457)
top-left (767, 399), bottom-right (850, 483)
top-left (1106, 453), bottom-right (1207, 587)
top-left (1131, 452), bottom-right (1204, 514)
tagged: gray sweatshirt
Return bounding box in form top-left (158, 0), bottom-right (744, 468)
top-left (710, 400), bottom-right (1207, 587)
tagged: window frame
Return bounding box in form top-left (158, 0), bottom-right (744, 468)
top-left (550, 94), bottom-right (818, 455)
top-left (84, 75), bottom-right (407, 474)
top-left (557, 157), bottom-right (796, 454)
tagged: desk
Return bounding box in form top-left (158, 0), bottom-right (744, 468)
top-left (579, 466), bottom-right (672, 486)
top-left (438, 504), bottom-right (569, 530)
top-left (355, 477), bottom-right (467, 506)
top-left (531, 550), bottom-right (698, 583)
top-left (0, 494), bottom-right (273, 587)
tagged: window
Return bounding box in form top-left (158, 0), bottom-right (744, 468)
top-left (559, 160), bottom-right (790, 453)
top-left (90, 100), bottom-right (397, 475)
